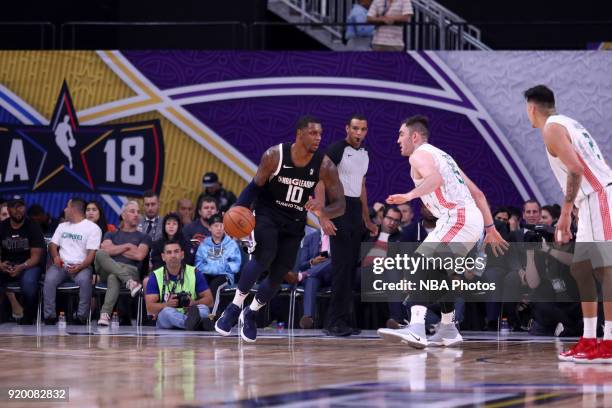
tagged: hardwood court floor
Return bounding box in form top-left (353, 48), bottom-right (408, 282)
top-left (0, 324), bottom-right (610, 407)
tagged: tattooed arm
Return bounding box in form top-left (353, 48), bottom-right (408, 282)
top-left (542, 123), bottom-right (584, 243)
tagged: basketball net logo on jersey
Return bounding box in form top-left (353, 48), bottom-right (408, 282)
top-left (275, 176), bottom-right (316, 211)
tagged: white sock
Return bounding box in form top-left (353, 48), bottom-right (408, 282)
top-left (249, 298), bottom-right (265, 312)
top-left (441, 312), bottom-right (454, 325)
top-left (410, 305), bottom-right (427, 325)
top-left (604, 321), bottom-right (612, 341)
top-left (583, 317), bottom-right (597, 339)
top-left (232, 291), bottom-right (248, 308)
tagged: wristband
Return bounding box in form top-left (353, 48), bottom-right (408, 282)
top-left (484, 223), bottom-right (495, 229)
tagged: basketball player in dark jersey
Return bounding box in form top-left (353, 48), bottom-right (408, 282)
top-left (215, 115), bottom-right (346, 342)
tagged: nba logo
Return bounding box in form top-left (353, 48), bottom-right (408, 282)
top-left (310, 168), bottom-right (314, 175)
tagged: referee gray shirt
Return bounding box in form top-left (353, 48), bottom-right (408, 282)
top-left (326, 140), bottom-right (369, 197)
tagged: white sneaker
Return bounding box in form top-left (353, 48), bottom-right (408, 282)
top-left (428, 323), bottom-right (463, 347)
top-left (98, 313), bottom-right (111, 326)
top-left (126, 279), bottom-right (142, 297)
top-left (377, 324), bottom-right (428, 349)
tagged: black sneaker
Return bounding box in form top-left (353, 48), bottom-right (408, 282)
top-left (215, 303), bottom-right (241, 336)
top-left (239, 307), bottom-right (258, 342)
top-left (72, 316), bottom-right (89, 326)
top-left (185, 305), bottom-right (202, 331)
top-left (325, 323), bottom-right (353, 337)
top-left (44, 317), bottom-right (57, 325)
top-left (200, 316), bottom-right (215, 331)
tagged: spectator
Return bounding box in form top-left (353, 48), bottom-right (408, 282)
top-left (86, 200), bottom-right (117, 234)
top-left (397, 203), bottom-right (414, 230)
top-left (494, 207), bottom-right (511, 226)
top-left (0, 196), bottom-right (45, 324)
top-left (137, 190), bottom-right (162, 241)
top-left (0, 202), bottom-right (8, 221)
top-left (26, 204), bottom-right (54, 237)
top-left (508, 206), bottom-right (522, 232)
top-left (540, 205), bottom-right (558, 225)
top-left (176, 198), bottom-right (194, 226)
top-left (44, 198), bottom-right (101, 325)
top-left (511, 200), bottom-right (541, 242)
top-left (145, 240), bottom-right (213, 330)
top-left (365, 206), bottom-right (403, 329)
top-left (295, 230), bottom-right (332, 329)
top-left (346, 0), bottom-right (375, 50)
top-left (367, 0), bottom-right (413, 51)
top-left (183, 196), bottom-right (218, 250)
top-left (195, 214), bottom-right (241, 307)
top-left (150, 212), bottom-right (191, 271)
top-left (401, 202), bottom-right (436, 242)
top-left (197, 172), bottom-right (236, 214)
top-left (95, 201), bottom-right (151, 326)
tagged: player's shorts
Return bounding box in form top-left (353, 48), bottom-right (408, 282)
top-left (421, 205), bottom-right (483, 256)
top-left (252, 206), bottom-right (305, 276)
top-left (574, 184), bottom-right (612, 268)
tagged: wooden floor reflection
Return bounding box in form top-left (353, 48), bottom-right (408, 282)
top-left (0, 325), bottom-right (610, 407)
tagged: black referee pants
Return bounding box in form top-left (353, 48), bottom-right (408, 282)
top-left (327, 197), bottom-right (363, 328)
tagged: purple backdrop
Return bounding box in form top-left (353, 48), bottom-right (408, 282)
top-left (124, 51), bottom-right (525, 209)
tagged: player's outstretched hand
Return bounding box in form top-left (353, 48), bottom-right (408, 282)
top-left (484, 227), bottom-right (509, 257)
top-left (319, 215), bottom-right (337, 236)
top-left (386, 193), bottom-right (411, 205)
top-left (305, 195), bottom-right (322, 217)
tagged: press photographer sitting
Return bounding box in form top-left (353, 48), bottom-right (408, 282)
top-left (505, 206), bottom-right (581, 336)
top-left (145, 239), bottom-right (214, 331)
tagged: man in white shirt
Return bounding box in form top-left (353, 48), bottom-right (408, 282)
top-left (43, 198), bottom-right (102, 325)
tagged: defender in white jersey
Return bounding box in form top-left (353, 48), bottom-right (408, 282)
top-left (377, 115), bottom-right (508, 348)
top-left (525, 85), bottom-right (612, 363)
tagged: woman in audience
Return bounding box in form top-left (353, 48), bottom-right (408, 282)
top-left (150, 212), bottom-right (191, 270)
top-left (86, 201), bottom-right (116, 234)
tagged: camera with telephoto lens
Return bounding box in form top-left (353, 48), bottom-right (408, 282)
top-left (173, 291), bottom-right (191, 308)
top-left (523, 224), bottom-right (555, 243)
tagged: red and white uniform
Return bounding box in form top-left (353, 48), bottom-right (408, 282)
top-left (545, 115), bottom-right (612, 242)
top-left (411, 143), bottom-right (483, 246)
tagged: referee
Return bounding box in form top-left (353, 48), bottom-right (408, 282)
top-left (322, 114), bottom-right (378, 336)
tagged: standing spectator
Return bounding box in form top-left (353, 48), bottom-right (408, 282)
top-left (95, 201), bottom-right (151, 326)
top-left (145, 240), bottom-right (213, 330)
top-left (0, 196), bottom-right (45, 324)
top-left (346, 0), bottom-right (375, 50)
top-left (323, 114), bottom-right (378, 336)
top-left (176, 198), bottom-right (194, 226)
top-left (150, 212), bottom-right (191, 271)
top-left (195, 214), bottom-right (241, 303)
top-left (86, 200), bottom-right (117, 234)
top-left (197, 172), bottom-right (237, 214)
top-left (367, 0), bottom-right (413, 51)
top-left (137, 190), bottom-right (162, 241)
top-left (44, 198), bottom-right (101, 324)
top-left (0, 202), bottom-right (8, 221)
top-left (397, 203), bottom-right (413, 230)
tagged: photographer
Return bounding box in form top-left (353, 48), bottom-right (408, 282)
top-left (145, 239), bottom-right (213, 331)
top-left (505, 210), bottom-right (581, 336)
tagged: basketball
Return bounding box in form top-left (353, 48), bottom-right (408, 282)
top-left (223, 206), bottom-right (255, 238)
